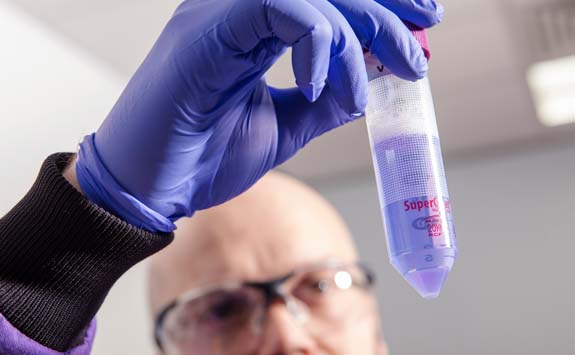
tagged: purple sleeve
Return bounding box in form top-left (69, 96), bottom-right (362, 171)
top-left (0, 314), bottom-right (96, 355)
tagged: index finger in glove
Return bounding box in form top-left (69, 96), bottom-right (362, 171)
top-left (306, 0), bottom-right (368, 116)
top-left (226, 0), bottom-right (334, 102)
top-left (328, 0), bottom-right (429, 81)
top-left (374, 0), bottom-right (444, 28)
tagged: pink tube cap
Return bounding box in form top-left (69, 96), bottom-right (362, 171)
top-left (362, 22), bottom-right (431, 61)
top-left (404, 21), bottom-right (431, 60)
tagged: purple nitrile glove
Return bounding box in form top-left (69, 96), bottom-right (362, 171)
top-left (76, 0), bottom-right (443, 232)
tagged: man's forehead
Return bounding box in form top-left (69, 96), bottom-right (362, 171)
top-left (176, 203), bottom-right (358, 283)
top-left (149, 171), bottom-right (358, 312)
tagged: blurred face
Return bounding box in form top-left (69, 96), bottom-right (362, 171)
top-left (150, 173), bottom-right (387, 355)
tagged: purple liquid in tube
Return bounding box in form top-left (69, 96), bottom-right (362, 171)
top-left (373, 134), bottom-right (456, 298)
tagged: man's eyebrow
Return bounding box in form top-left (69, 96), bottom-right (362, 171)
top-left (289, 258), bottom-right (358, 273)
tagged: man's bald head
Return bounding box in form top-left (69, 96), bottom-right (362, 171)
top-left (149, 171), bottom-right (358, 315)
top-left (148, 172), bottom-right (385, 355)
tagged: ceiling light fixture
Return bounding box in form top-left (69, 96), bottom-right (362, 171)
top-left (526, 55), bottom-right (575, 127)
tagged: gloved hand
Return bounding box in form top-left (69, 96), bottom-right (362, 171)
top-left (75, 0), bottom-right (443, 232)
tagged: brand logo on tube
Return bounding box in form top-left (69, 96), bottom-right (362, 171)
top-left (412, 215), bottom-right (443, 237)
top-left (403, 198), bottom-right (438, 212)
top-left (403, 197), bottom-right (451, 213)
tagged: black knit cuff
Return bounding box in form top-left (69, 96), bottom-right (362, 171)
top-left (0, 153), bottom-right (174, 351)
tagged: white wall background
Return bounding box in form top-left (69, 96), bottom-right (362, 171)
top-left (89, 142), bottom-right (575, 355)
top-left (0, 1), bottom-right (123, 211)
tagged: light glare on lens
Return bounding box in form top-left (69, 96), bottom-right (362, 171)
top-left (334, 271), bottom-right (353, 290)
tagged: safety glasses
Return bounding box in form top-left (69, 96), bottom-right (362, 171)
top-left (154, 261), bottom-right (375, 354)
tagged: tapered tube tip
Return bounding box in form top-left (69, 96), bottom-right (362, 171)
top-left (403, 267), bottom-right (450, 299)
